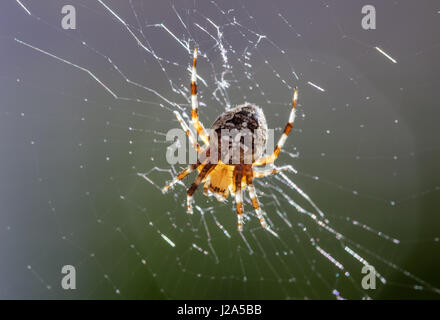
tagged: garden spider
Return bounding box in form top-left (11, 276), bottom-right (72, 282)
top-left (162, 47), bottom-right (298, 232)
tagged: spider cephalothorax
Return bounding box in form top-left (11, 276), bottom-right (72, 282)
top-left (162, 47), bottom-right (298, 232)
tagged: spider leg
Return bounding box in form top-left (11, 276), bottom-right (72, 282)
top-left (245, 168), bottom-right (268, 229)
top-left (203, 176), bottom-right (211, 196)
top-left (161, 163), bottom-right (200, 194)
top-left (254, 88), bottom-right (298, 166)
top-left (233, 166), bottom-right (245, 231)
top-left (174, 110), bottom-right (203, 153)
top-left (190, 47), bottom-right (210, 145)
top-left (253, 165), bottom-right (297, 178)
top-left (162, 149), bottom-right (210, 193)
top-left (186, 163), bottom-right (217, 214)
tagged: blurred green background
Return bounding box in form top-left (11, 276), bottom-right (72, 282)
top-left (0, 0), bottom-right (439, 299)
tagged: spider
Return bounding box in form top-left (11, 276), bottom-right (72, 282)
top-left (162, 47), bottom-right (298, 232)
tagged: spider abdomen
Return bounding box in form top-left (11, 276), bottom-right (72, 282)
top-left (210, 104), bottom-right (268, 164)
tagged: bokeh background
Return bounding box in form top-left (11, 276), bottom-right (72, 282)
top-left (0, 0), bottom-right (439, 299)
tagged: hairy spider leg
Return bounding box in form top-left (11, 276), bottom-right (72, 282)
top-left (162, 149), bottom-right (210, 193)
top-left (191, 47), bottom-right (210, 145)
top-left (186, 163), bottom-right (217, 214)
top-left (245, 168), bottom-right (268, 229)
top-left (233, 165), bottom-right (245, 231)
top-left (254, 88), bottom-right (298, 166)
top-left (161, 162), bottom-right (200, 194)
top-left (203, 176), bottom-right (211, 196)
top-left (174, 110), bottom-right (202, 153)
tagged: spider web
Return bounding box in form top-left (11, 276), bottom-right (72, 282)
top-left (1, 0), bottom-right (440, 299)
